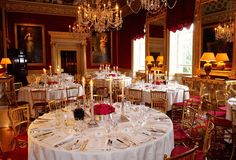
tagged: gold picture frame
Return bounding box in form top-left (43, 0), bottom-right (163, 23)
top-left (90, 31), bottom-right (112, 66)
top-left (14, 23), bottom-right (46, 66)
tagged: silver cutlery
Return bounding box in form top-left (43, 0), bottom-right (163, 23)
top-left (70, 139), bottom-right (80, 150)
top-left (116, 138), bottom-right (130, 147)
top-left (54, 138), bottom-right (74, 148)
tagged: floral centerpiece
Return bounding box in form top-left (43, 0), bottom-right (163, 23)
top-left (94, 104), bottom-right (115, 115)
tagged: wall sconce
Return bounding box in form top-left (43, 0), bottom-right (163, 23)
top-left (200, 52), bottom-right (216, 78)
top-left (215, 53), bottom-right (229, 70)
top-left (0, 58), bottom-right (12, 74)
top-left (156, 55), bottom-right (164, 67)
top-left (145, 56), bottom-right (154, 72)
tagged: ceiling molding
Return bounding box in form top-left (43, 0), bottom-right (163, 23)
top-left (6, 0), bottom-right (77, 17)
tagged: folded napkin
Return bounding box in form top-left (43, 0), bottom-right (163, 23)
top-left (30, 124), bottom-right (55, 132)
top-left (229, 98), bottom-right (236, 103)
top-left (123, 132), bottom-right (151, 144)
top-left (38, 113), bottom-right (55, 120)
top-left (41, 133), bottom-right (73, 147)
top-left (85, 138), bottom-right (108, 151)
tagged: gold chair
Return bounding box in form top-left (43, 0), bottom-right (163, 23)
top-left (150, 91), bottom-right (167, 113)
top-left (31, 89), bottom-right (48, 118)
top-left (13, 82), bottom-right (23, 97)
top-left (9, 104), bottom-right (30, 148)
top-left (163, 144), bottom-right (198, 160)
top-left (66, 85), bottom-right (80, 103)
top-left (215, 90), bottom-right (227, 111)
top-left (230, 108), bottom-right (236, 160)
top-left (128, 88), bottom-right (143, 104)
top-left (6, 91), bottom-right (28, 109)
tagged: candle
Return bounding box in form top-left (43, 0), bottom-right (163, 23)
top-left (165, 71), bottom-right (168, 76)
top-left (43, 68), bottom-right (46, 75)
top-left (69, 25), bottom-right (71, 32)
top-left (82, 77), bottom-right (85, 95)
top-left (109, 76), bottom-right (113, 104)
top-left (145, 70), bottom-right (148, 82)
top-left (90, 79), bottom-right (93, 101)
top-left (121, 78), bottom-right (124, 98)
top-left (113, 66), bottom-right (115, 71)
top-left (154, 70), bottom-right (156, 82)
top-left (116, 66), bottom-right (118, 72)
top-left (49, 65), bottom-right (52, 76)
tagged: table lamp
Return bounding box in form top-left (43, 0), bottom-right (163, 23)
top-left (145, 56), bottom-right (154, 72)
top-left (200, 52), bottom-right (215, 78)
top-left (0, 58), bottom-right (11, 74)
top-left (156, 56), bottom-right (164, 67)
top-left (215, 53), bottom-right (229, 70)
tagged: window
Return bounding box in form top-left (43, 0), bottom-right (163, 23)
top-left (132, 37), bottom-right (145, 76)
top-left (169, 24), bottom-right (193, 74)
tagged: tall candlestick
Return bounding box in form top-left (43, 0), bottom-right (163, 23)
top-left (116, 66), bottom-right (118, 72)
top-left (109, 76), bottom-right (113, 104)
top-left (145, 70), bottom-right (148, 82)
top-left (154, 70), bottom-right (156, 82)
top-left (121, 78), bottom-right (125, 115)
top-left (82, 77), bottom-right (85, 95)
top-left (90, 79), bottom-right (93, 101)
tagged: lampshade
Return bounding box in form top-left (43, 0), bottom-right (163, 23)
top-left (215, 53), bottom-right (229, 62)
top-left (156, 56), bottom-right (164, 62)
top-left (200, 52), bottom-right (216, 62)
top-left (0, 58), bottom-right (12, 64)
top-left (145, 56), bottom-right (154, 62)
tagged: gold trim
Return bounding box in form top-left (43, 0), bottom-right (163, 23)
top-left (6, 0), bottom-right (76, 17)
top-left (14, 23), bottom-right (46, 66)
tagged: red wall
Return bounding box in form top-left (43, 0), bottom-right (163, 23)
top-left (7, 12), bottom-right (75, 70)
top-left (6, 11), bottom-right (146, 70)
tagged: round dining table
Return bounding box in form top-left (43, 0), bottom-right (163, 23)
top-left (127, 82), bottom-right (189, 111)
top-left (28, 103), bottom-right (174, 160)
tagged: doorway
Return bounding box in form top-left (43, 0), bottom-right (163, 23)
top-left (61, 50), bottom-right (77, 75)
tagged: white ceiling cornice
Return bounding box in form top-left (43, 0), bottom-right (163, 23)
top-left (6, 0), bottom-right (77, 17)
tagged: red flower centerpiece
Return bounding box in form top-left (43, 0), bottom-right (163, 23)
top-left (94, 104), bottom-right (115, 115)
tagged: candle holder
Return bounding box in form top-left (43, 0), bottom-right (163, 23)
top-left (88, 100), bottom-right (97, 126)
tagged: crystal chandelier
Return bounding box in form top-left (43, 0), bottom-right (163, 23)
top-left (214, 18), bottom-right (234, 42)
top-left (126, 0), bottom-right (178, 13)
top-left (73, 0), bottom-right (123, 33)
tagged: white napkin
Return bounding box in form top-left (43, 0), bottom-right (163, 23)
top-left (124, 132), bottom-right (151, 144)
top-left (41, 133), bottom-right (73, 147)
top-left (85, 137), bottom-right (108, 151)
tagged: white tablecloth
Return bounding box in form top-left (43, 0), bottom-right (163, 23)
top-left (226, 98), bottom-right (236, 120)
top-left (18, 84), bottom-right (83, 117)
top-left (94, 77), bottom-right (132, 88)
top-left (28, 104), bottom-right (174, 160)
top-left (127, 83), bottom-right (189, 111)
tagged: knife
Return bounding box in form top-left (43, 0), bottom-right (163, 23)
top-left (116, 138), bottom-right (130, 147)
top-left (54, 138), bottom-right (74, 148)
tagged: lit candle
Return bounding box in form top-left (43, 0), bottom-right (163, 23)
top-left (69, 25), bottom-right (71, 32)
top-left (49, 65), bottom-right (52, 76)
top-left (154, 70), bottom-right (156, 82)
top-left (165, 71), bottom-right (168, 76)
top-left (43, 68), bottom-right (46, 75)
top-left (90, 79), bottom-right (93, 101)
top-left (113, 66), bottom-right (115, 71)
top-left (116, 66), bottom-right (118, 72)
top-left (121, 78), bottom-right (124, 98)
top-left (109, 76), bottom-right (113, 104)
top-left (82, 77), bottom-right (85, 95)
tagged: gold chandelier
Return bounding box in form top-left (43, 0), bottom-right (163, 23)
top-left (72, 0), bottom-right (123, 33)
top-left (126, 0), bottom-right (178, 13)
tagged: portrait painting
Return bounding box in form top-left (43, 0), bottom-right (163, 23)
top-left (90, 31), bottom-right (112, 66)
top-left (14, 23), bottom-right (45, 66)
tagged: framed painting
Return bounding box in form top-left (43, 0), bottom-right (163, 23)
top-left (14, 23), bottom-right (46, 66)
top-left (90, 31), bottom-right (112, 66)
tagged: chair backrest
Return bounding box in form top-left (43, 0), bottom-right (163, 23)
top-left (128, 88), bottom-right (142, 104)
top-left (163, 144), bottom-right (198, 160)
top-left (48, 88), bottom-right (65, 101)
top-left (94, 79), bottom-right (105, 88)
top-left (202, 121), bottom-right (214, 157)
top-left (6, 91), bottom-right (18, 107)
top-left (31, 89), bottom-right (47, 104)
top-left (66, 86), bottom-right (80, 101)
top-left (48, 100), bottom-right (62, 111)
top-left (13, 82), bottom-right (23, 97)
top-left (9, 104), bottom-right (30, 137)
top-left (215, 90), bottom-right (227, 107)
top-left (151, 97), bottom-right (167, 113)
top-left (151, 90), bottom-right (167, 100)
top-left (232, 108), bottom-right (236, 145)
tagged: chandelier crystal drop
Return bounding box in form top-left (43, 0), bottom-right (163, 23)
top-left (73, 0), bottom-right (123, 33)
top-left (126, 0), bottom-right (178, 13)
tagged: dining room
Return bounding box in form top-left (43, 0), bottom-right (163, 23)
top-left (0, 0), bottom-right (236, 160)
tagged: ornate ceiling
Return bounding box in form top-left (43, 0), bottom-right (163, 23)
top-left (4, 0), bottom-right (131, 17)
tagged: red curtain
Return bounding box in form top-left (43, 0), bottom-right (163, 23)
top-left (167, 0), bottom-right (195, 32)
